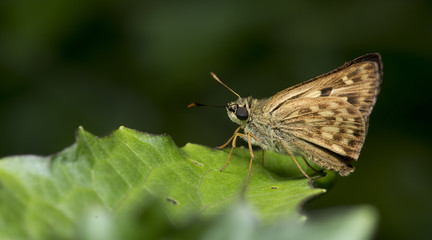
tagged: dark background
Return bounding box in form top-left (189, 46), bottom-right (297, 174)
top-left (1, 0), bottom-right (431, 239)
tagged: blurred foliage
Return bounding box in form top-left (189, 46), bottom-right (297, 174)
top-left (1, 0), bottom-right (431, 239)
top-left (74, 201), bottom-right (378, 240)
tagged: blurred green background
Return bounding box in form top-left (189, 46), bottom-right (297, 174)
top-left (1, 0), bottom-right (431, 239)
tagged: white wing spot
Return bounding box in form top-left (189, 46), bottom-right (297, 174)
top-left (310, 106), bottom-right (319, 111)
top-left (306, 91), bottom-right (321, 98)
top-left (322, 132), bottom-right (333, 139)
top-left (319, 111), bottom-right (334, 116)
top-left (342, 76), bottom-right (354, 85)
top-left (345, 79), bottom-right (354, 85)
top-left (322, 126), bottom-right (340, 133)
top-left (332, 144), bottom-right (344, 153)
top-left (342, 138), bottom-right (350, 145)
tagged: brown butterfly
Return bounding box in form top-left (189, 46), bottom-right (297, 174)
top-left (190, 53), bottom-right (382, 183)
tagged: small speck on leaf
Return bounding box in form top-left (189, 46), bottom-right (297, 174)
top-left (190, 160), bottom-right (203, 166)
top-left (271, 186), bottom-right (279, 190)
top-left (166, 198), bottom-right (178, 205)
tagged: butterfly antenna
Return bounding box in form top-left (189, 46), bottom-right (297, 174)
top-left (187, 102), bottom-right (225, 108)
top-left (211, 72), bottom-right (241, 99)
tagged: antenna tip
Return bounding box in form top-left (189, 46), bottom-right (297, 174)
top-left (187, 102), bottom-right (197, 108)
top-left (210, 72), bottom-right (223, 83)
top-left (209, 72), bottom-right (241, 99)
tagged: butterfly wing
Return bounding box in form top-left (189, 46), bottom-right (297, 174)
top-left (270, 97), bottom-right (366, 160)
top-left (264, 53), bottom-right (383, 126)
top-left (258, 54), bottom-right (382, 175)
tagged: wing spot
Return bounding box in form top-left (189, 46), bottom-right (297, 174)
top-left (352, 77), bottom-right (362, 83)
top-left (347, 69), bottom-right (359, 78)
top-left (347, 108), bottom-right (357, 115)
top-left (331, 144), bottom-right (344, 154)
top-left (333, 134), bottom-right (342, 141)
top-left (319, 111), bottom-right (334, 117)
top-left (299, 108), bottom-right (312, 114)
top-left (342, 138), bottom-right (349, 145)
top-left (352, 130), bottom-right (362, 137)
top-left (318, 103), bottom-right (329, 109)
top-left (364, 64), bottom-right (374, 70)
top-left (320, 87), bottom-right (333, 97)
top-left (347, 96), bottom-right (358, 104)
top-left (322, 132), bottom-right (333, 139)
top-left (290, 119), bottom-right (305, 125)
top-left (310, 106), bottom-right (319, 111)
top-left (322, 126), bottom-right (340, 133)
top-left (344, 79), bottom-right (354, 85)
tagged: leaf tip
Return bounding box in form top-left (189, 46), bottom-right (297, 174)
top-left (76, 126), bottom-right (87, 139)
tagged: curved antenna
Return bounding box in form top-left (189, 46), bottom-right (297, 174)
top-left (210, 72), bottom-right (241, 99)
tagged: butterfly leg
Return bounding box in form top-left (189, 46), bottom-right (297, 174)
top-left (302, 158), bottom-right (324, 174)
top-left (302, 158), bottom-right (326, 180)
top-left (217, 126), bottom-right (242, 149)
top-left (241, 131), bottom-right (265, 167)
top-left (234, 132), bottom-right (255, 188)
top-left (219, 126), bottom-right (262, 171)
top-left (280, 142), bottom-right (314, 180)
top-left (219, 127), bottom-right (242, 172)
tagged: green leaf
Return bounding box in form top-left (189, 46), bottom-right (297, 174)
top-left (0, 126), bottom-right (334, 239)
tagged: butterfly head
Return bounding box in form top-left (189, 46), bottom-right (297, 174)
top-left (227, 98), bottom-right (250, 125)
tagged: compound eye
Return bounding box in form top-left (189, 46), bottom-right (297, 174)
top-left (235, 107), bottom-right (249, 120)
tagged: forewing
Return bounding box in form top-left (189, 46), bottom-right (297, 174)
top-left (271, 97), bottom-right (366, 160)
top-left (264, 53), bottom-right (382, 124)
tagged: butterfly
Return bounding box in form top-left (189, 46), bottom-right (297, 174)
top-left (190, 53), bottom-right (383, 183)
